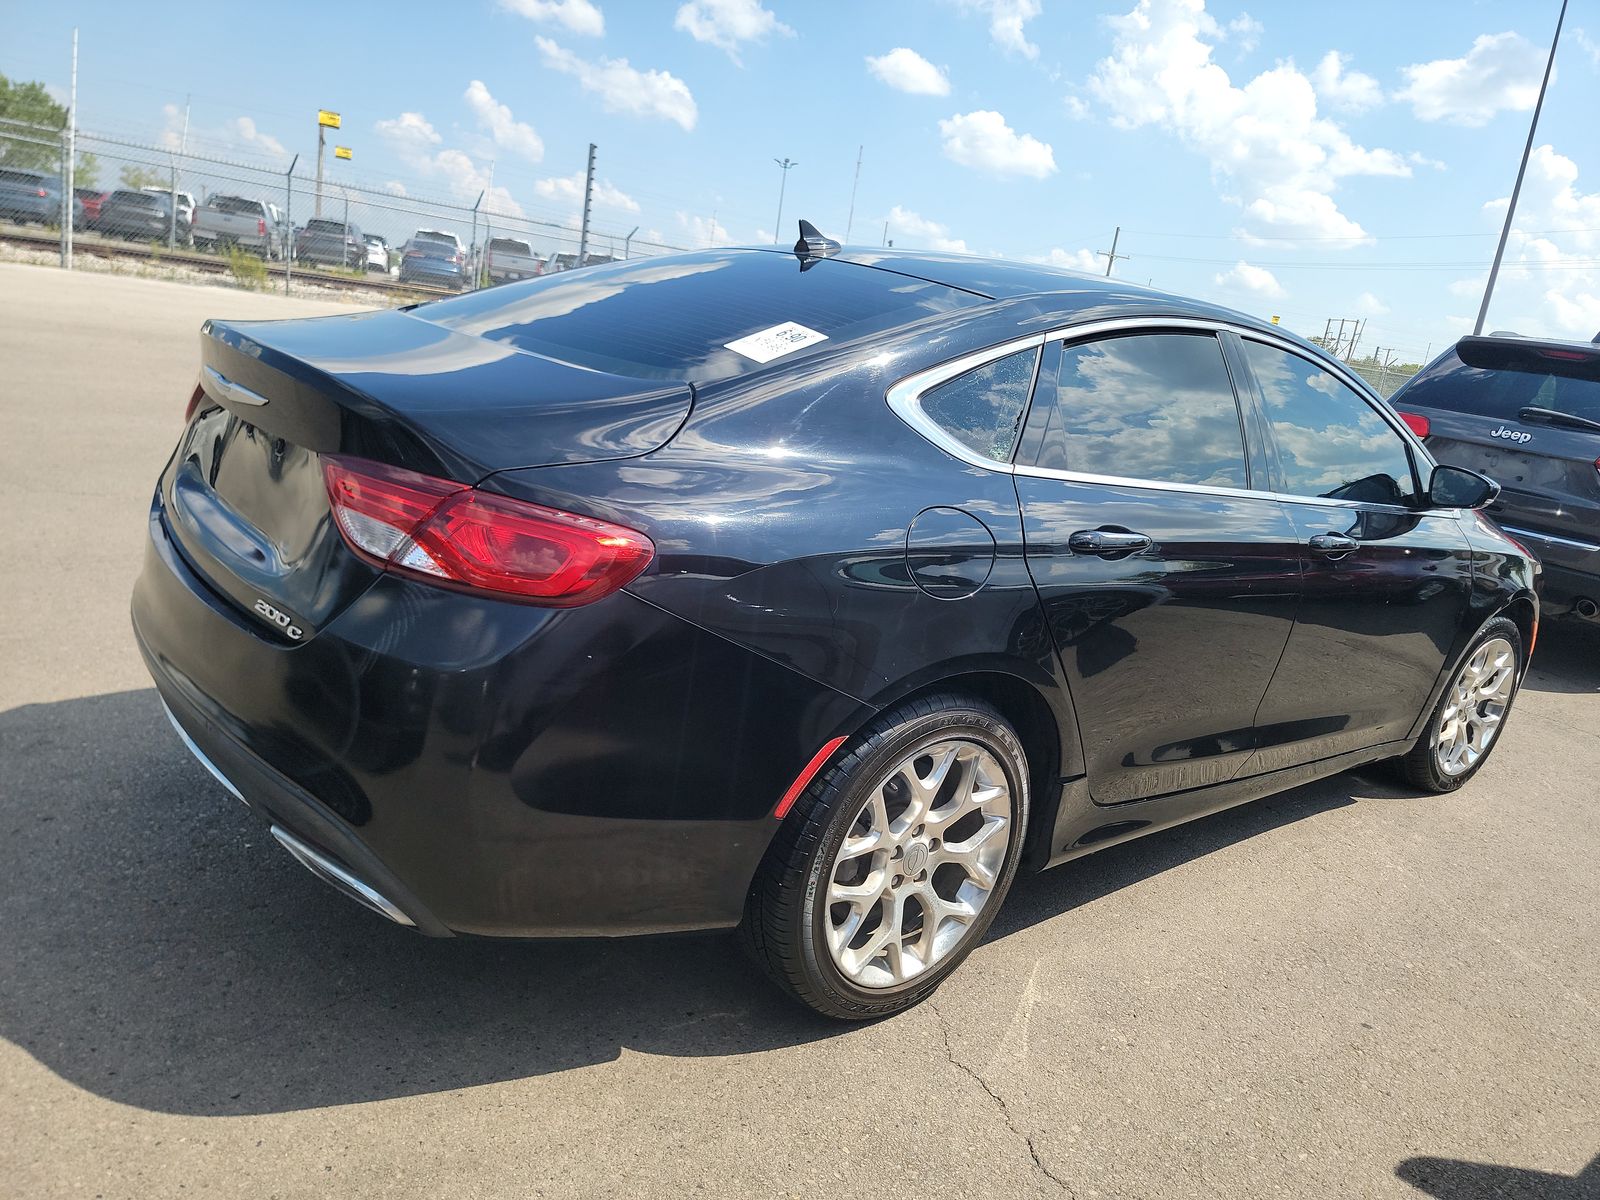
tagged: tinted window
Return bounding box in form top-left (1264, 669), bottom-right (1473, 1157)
top-left (213, 196), bottom-right (263, 215)
top-left (1245, 340), bottom-right (1418, 505)
top-left (490, 238), bottom-right (531, 253)
top-left (1036, 333), bottom-right (1247, 489)
top-left (920, 348), bottom-right (1039, 461)
top-left (305, 219), bottom-right (344, 233)
top-left (1400, 349), bottom-right (1600, 425)
top-left (423, 248), bottom-right (978, 382)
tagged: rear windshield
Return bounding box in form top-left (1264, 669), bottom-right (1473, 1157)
top-left (0, 169), bottom-right (48, 185)
top-left (490, 238), bottom-right (532, 253)
top-left (414, 232), bottom-right (458, 246)
top-left (212, 196), bottom-right (263, 215)
top-left (305, 219), bottom-right (345, 233)
top-left (110, 190), bottom-right (161, 206)
top-left (419, 248), bottom-right (978, 382)
top-left (1401, 347), bottom-right (1600, 425)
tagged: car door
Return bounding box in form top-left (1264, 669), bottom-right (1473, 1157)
top-left (1013, 324), bottom-right (1303, 805)
top-left (1235, 336), bottom-right (1476, 770)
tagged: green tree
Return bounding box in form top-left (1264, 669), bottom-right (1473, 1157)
top-left (119, 164), bottom-right (167, 189)
top-left (0, 72), bottom-right (99, 185)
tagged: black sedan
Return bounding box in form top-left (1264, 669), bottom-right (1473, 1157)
top-left (132, 227), bottom-right (1537, 1019)
top-left (97, 189), bottom-right (188, 243)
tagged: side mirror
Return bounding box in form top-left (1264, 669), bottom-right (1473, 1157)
top-left (1428, 464), bottom-right (1500, 510)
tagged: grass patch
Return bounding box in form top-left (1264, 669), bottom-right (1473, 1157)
top-left (226, 245), bottom-right (268, 290)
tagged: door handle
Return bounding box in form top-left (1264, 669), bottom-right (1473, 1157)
top-left (1068, 528), bottom-right (1153, 556)
top-left (1309, 532), bottom-right (1359, 556)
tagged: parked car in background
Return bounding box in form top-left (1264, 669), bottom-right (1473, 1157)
top-left (398, 229), bottom-right (466, 289)
top-left (296, 218), bottom-right (366, 269)
top-left (73, 187), bottom-right (107, 227)
top-left (543, 250), bottom-right (616, 273)
top-left (363, 233), bottom-right (391, 274)
top-left (134, 237), bottom-right (1537, 1021)
top-left (97, 189), bottom-right (189, 243)
top-left (1393, 332), bottom-right (1600, 623)
top-left (0, 168), bottom-right (65, 226)
top-left (193, 195), bottom-right (285, 258)
top-left (142, 187), bottom-right (195, 229)
top-left (485, 236), bottom-right (542, 284)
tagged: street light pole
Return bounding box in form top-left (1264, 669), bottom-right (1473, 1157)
top-left (1475, 0), bottom-right (1568, 335)
top-left (772, 157), bottom-right (797, 244)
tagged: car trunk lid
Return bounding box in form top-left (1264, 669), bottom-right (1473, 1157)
top-left (161, 308), bottom-right (691, 640)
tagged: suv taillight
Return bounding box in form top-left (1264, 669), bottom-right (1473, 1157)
top-left (1398, 411), bottom-right (1430, 438)
top-left (323, 455), bottom-right (654, 605)
top-left (258, 217), bottom-right (267, 236)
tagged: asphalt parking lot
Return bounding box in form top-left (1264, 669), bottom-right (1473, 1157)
top-left (1, 261), bottom-right (1596, 1199)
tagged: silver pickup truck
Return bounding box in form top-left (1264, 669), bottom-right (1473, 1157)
top-left (193, 195), bottom-right (286, 259)
top-left (486, 236), bottom-right (544, 284)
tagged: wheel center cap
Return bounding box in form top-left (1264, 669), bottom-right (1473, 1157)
top-left (903, 842), bottom-right (930, 876)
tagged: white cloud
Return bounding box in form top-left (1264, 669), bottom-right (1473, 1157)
top-left (886, 205), bottom-right (968, 252)
top-left (1476, 144), bottom-right (1600, 338)
top-left (1035, 247), bottom-right (1102, 272)
top-left (1225, 13), bottom-right (1262, 54)
top-left (674, 0), bottom-right (793, 63)
top-left (384, 181), bottom-right (408, 197)
top-left (156, 105), bottom-right (288, 163)
top-left (498, 0), bottom-right (604, 36)
top-left (230, 117), bottom-right (287, 160)
top-left (537, 38), bottom-right (698, 130)
top-left (1311, 51), bottom-right (1381, 113)
top-left (1398, 32), bottom-right (1545, 126)
top-left (1087, 0), bottom-right (1409, 242)
top-left (938, 110), bottom-right (1056, 179)
top-left (677, 211), bottom-right (731, 246)
top-left (375, 111), bottom-right (524, 218)
top-left (866, 47), bottom-right (950, 96)
top-left (1575, 28), bottom-right (1600, 67)
top-left (463, 81), bottom-right (544, 163)
top-left (1351, 291), bottom-right (1389, 316)
top-left (1213, 260), bottom-right (1285, 298)
top-left (955, 0), bottom-right (1042, 59)
top-left (534, 170), bottom-right (640, 213)
top-left (1064, 94), bottom-right (1090, 119)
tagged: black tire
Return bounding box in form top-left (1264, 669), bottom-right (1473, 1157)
top-left (742, 693), bottom-right (1030, 1021)
top-left (1400, 616), bottom-right (1523, 793)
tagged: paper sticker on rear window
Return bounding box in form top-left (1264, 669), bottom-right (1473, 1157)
top-left (724, 322), bottom-right (829, 364)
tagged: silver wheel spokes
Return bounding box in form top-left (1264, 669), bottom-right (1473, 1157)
top-left (1435, 637), bottom-right (1516, 777)
top-left (824, 740), bottom-right (1011, 989)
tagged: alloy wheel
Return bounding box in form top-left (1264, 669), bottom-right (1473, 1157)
top-left (1435, 636), bottom-right (1517, 777)
top-left (822, 739), bottom-right (1012, 989)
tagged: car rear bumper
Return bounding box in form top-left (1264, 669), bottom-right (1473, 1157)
top-left (131, 494), bottom-right (861, 937)
top-left (1497, 522), bottom-right (1600, 613)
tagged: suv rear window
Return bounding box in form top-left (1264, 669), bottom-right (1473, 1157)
top-left (305, 219), bottom-right (345, 233)
top-left (0, 169), bottom-right (48, 185)
top-left (213, 196), bottom-right (262, 215)
top-left (1401, 345), bottom-right (1600, 425)
top-left (420, 248), bottom-right (979, 382)
top-left (490, 238), bottom-right (532, 253)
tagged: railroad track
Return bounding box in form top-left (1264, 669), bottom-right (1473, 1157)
top-left (0, 224), bottom-right (454, 298)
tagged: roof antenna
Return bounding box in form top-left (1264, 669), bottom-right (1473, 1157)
top-left (794, 219), bottom-right (841, 261)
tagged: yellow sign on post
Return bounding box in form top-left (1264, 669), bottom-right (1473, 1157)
top-left (334, 146), bottom-right (352, 160)
top-left (1270, 315), bottom-right (1281, 325)
top-left (318, 110), bottom-right (341, 129)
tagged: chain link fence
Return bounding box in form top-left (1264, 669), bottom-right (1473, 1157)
top-left (1, 115), bottom-right (691, 300)
top-left (1343, 360), bottom-right (1420, 399)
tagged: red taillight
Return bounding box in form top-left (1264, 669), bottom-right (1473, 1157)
top-left (258, 217), bottom-right (267, 236)
top-left (1398, 411), bottom-right (1430, 438)
top-left (184, 383), bottom-right (205, 423)
top-left (323, 455), bottom-right (654, 605)
top-left (36, 188), bottom-right (47, 197)
top-left (1539, 348), bottom-right (1591, 361)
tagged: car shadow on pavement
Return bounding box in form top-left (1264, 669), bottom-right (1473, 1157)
top-left (1521, 618), bottom-right (1600, 696)
top-left (1397, 1151), bottom-right (1599, 1198)
top-left (0, 686), bottom-right (1403, 1117)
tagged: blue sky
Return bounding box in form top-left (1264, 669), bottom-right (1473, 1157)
top-left (7, 0), bottom-right (1599, 362)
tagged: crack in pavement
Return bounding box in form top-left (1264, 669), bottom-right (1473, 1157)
top-left (927, 998), bottom-right (1075, 1196)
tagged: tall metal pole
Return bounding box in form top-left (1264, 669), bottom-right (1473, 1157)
top-left (63, 26), bottom-right (77, 270)
top-left (624, 225), bottom-right (638, 259)
top-left (772, 157), bottom-right (796, 244)
top-left (315, 123), bottom-right (325, 218)
top-left (1475, 0), bottom-right (1568, 335)
top-left (578, 142), bottom-right (596, 265)
top-left (1098, 226), bottom-right (1129, 277)
top-left (844, 145), bottom-right (862, 243)
top-left (470, 190), bottom-right (483, 289)
top-left (284, 154), bottom-right (297, 295)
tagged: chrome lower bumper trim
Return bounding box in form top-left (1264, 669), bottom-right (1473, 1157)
top-left (270, 825), bottom-right (416, 927)
top-left (161, 700), bottom-right (246, 804)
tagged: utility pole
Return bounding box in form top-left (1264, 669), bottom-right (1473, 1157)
top-left (316, 123), bottom-right (324, 217)
top-left (1097, 226), bottom-right (1129, 277)
top-left (882, 219), bottom-right (889, 247)
top-left (62, 27), bottom-right (77, 270)
top-left (624, 225), bottom-right (638, 259)
top-left (1477, 0), bottom-right (1568, 335)
top-left (845, 144), bottom-right (862, 243)
top-left (1348, 318), bottom-right (1366, 360)
top-left (169, 95), bottom-right (189, 251)
top-left (283, 154), bottom-right (297, 295)
top-left (578, 142), bottom-right (596, 265)
top-left (470, 190), bottom-right (483, 288)
top-left (772, 157), bottom-right (797, 244)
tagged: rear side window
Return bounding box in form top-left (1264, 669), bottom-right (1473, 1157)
top-left (422, 249), bottom-right (978, 382)
top-left (1033, 333), bottom-right (1248, 489)
top-left (1401, 349), bottom-right (1600, 425)
top-left (1244, 340), bottom-right (1418, 506)
top-left (920, 348), bottom-right (1039, 462)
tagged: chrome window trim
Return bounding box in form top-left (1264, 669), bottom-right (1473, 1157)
top-left (885, 314), bottom-right (1441, 507)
